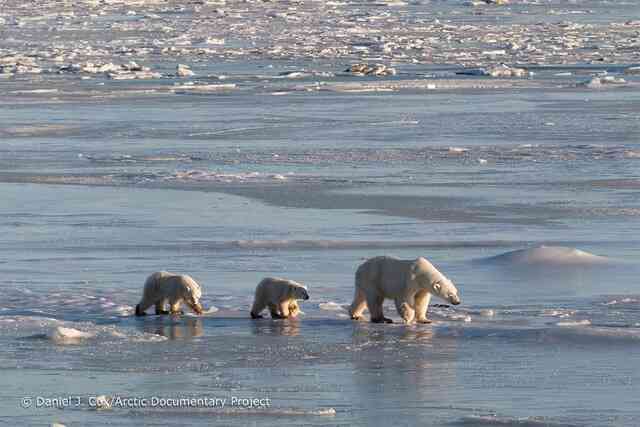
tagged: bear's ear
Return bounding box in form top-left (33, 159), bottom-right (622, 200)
top-left (433, 282), bottom-right (441, 293)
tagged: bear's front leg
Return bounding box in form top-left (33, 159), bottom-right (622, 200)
top-left (278, 301), bottom-right (292, 319)
top-left (414, 290), bottom-right (432, 324)
top-left (155, 299), bottom-right (170, 315)
top-left (170, 300), bottom-right (184, 315)
top-left (288, 300), bottom-right (300, 318)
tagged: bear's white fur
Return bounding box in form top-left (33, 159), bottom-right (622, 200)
top-left (349, 256), bottom-right (461, 324)
top-left (250, 277), bottom-right (309, 319)
top-left (135, 271), bottom-right (204, 316)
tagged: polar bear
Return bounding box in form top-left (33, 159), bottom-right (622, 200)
top-left (250, 277), bottom-right (310, 319)
top-left (349, 256), bottom-right (460, 324)
top-left (135, 271), bottom-right (204, 316)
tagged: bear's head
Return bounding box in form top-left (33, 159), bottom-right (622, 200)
top-left (410, 257), bottom-right (461, 305)
top-left (184, 280), bottom-right (204, 314)
top-left (289, 283), bottom-right (310, 301)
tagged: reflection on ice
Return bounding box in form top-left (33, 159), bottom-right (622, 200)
top-left (140, 317), bottom-right (205, 340)
top-left (251, 319), bottom-right (301, 337)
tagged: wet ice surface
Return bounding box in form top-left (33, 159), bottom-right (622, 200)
top-left (1, 185), bottom-right (640, 427)
top-left (1, 282), bottom-right (640, 427)
top-left (2, 0), bottom-right (640, 426)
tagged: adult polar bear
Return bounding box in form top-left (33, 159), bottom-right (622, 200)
top-left (349, 256), bottom-right (461, 324)
top-left (135, 271), bottom-right (204, 316)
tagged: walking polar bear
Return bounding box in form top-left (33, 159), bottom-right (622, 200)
top-left (250, 277), bottom-right (310, 319)
top-left (135, 271), bottom-right (204, 316)
top-left (349, 256), bottom-right (461, 324)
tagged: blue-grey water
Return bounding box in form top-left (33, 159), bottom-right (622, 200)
top-left (2, 0), bottom-right (640, 426)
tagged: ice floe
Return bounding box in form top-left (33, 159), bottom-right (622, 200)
top-left (47, 326), bottom-right (96, 344)
top-left (172, 83), bottom-right (237, 94)
top-left (605, 298), bottom-right (639, 306)
top-left (555, 319), bottom-right (591, 327)
top-left (175, 63), bottom-right (194, 77)
top-left (345, 63), bottom-right (396, 77)
top-left (318, 302), bottom-right (346, 312)
top-left (482, 246), bottom-right (610, 266)
top-left (166, 170), bottom-right (291, 183)
top-left (2, 0), bottom-right (637, 90)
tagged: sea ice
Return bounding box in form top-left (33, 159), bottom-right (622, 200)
top-left (176, 63), bottom-right (194, 77)
top-left (48, 326), bottom-right (95, 344)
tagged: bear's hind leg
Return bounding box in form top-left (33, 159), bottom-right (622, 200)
top-left (155, 299), bottom-right (169, 315)
top-left (368, 293), bottom-right (392, 323)
top-left (349, 287), bottom-right (368, 321)
top-left (135, 302), bottom-right (151, 316)
top-left (395, 299), bottom-right (415, 324)
top-left (250, 300), bottom-right (266, 319)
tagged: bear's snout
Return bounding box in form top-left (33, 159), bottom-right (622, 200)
top-left (450, 296), bottom-right (461, 305)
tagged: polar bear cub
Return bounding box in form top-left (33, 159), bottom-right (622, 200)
top-left (135, 271), bottom-right (204, 316)
top-left (349, 256), bottom-right (461, 324)
top-left (250, 277), bottom-right (310, 319)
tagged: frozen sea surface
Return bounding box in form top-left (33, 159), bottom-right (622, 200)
top-left (2, 0), bottom-right (640, 426)
top-left (0, 183), bottom-right (639, 427)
